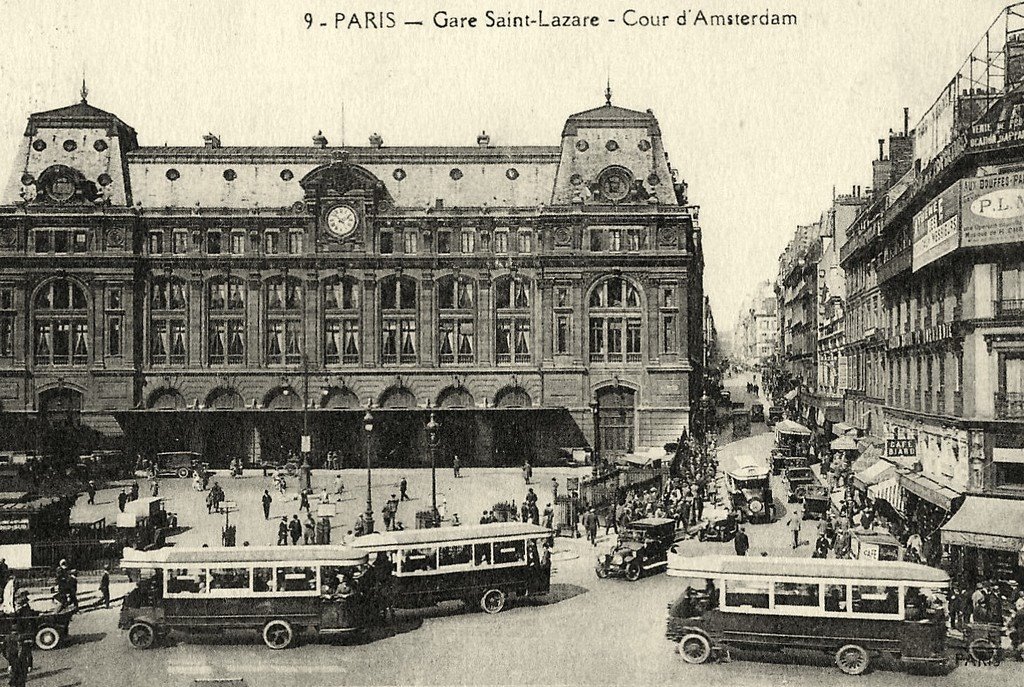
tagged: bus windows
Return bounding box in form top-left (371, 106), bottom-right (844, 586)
top-left (774, 582), bottom-right (819, 608)
top-left (209, 568), bottom-right (251, 595)
top-left (851, 585), bottom-right (898, 615)
top-left (439, 544), bottom-right (472, 567)
top-left (275, 566), bottom-right (317, 592)
top-left (494, 540), bottom-right (525, 565)
top-left (824, 583), bottom-right (848, 612)
top-left (401, 548), bottom-right (438, 573)
top-left (473, 543), bottom-right (492, 566)
top-left (724, 579), bottom-right (769, 609)
top-left (167, 568), bottom-right (207, 595)
top-left (253, 567), bottom-right (273, 593)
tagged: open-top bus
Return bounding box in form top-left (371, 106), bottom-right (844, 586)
top-left (665, 554), bottom-right (952, 675)
top-left (118, 545), bottom-right (387, 649)
top-left (349, 522), bottom-right (552, 614)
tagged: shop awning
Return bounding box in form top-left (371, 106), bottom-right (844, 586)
top-left (831, 436), bottom-right (859, 451)
top-left (853, 459), bottom-right (896, 491)
top-left (898, 471), bottom-right (962, 512)
top-left (941, 496), bottom-right (1024, 552)
top-left (618, 447), bottom-right (670, 468)
top-left (833, 422), bottom-right (858, 436)
top-left (775, 419), bottom-right (811, 435)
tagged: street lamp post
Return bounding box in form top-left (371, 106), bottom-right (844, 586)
top-left (589, 399), bottom-right (600, 477)
top-left (427, 412), bottom-right (439, 527)
top-left (363, 407), bottom-right (375, 534)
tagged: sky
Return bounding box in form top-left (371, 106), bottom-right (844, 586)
top-left (0, 0), bottom-right (1013, 330)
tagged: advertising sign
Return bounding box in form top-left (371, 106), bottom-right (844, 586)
top-left (886, 439), bottom-right (917, 458)
top-left (915, 76), bottom-right (959, 169)
top-left (912, 180), bottom-right (961, 271)
top-left (961, 171), bottom-right (1024, 247)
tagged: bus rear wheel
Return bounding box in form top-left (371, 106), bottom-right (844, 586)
top-left (127, 622), bottom-right (156, 650)
top-left (677, 633), bottom-right (712, 664)
top-left (263, 619), bottom-right (294, 649)
top-left (480, 589), bottom-right (507, 614)
top-left (34, 626), bottom-right (61, 651)
top-left (835, 644), bottom-right (870, 675)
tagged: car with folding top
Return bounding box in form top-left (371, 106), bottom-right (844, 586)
top-left (596, 517), bottom-right (676, 581)
top-left (665, 554), bottom-right (954, 675)
top-left (724, 462), bottom-right (774, 524)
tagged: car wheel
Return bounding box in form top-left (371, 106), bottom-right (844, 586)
top-left (595, 564), bottom-right (609, 579)
top-left (968, 637), bottom-right (998, 664)
top-left (625, 564), bottom-right (641, 582)
top-left (835, 644), bottom-right (870, 675)
top-left (480, 589), bottom-right (507, 614)
top-left (176, 467), bottom-right (190, 479)
top-left (262, 619), bottom-right (294, 649)
top-left (678, 633), bottom-right (712, 664)
top-left (34, 626), bottom-right (61, 651)
top-left (128, 622), bottom-right (156, 650)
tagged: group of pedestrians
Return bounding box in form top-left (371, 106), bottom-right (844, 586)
top-left (116, 481), bottom-right (142, 513)
top-left (276, 513), bottom-right (332, 546)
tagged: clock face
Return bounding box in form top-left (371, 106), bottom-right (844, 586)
top-left (326, 205), bottom-right (358, 239)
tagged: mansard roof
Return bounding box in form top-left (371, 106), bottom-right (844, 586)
top-left (26, 100), bottom-right (137, 144)
top-left (562, 103), bottom-right (661, 137)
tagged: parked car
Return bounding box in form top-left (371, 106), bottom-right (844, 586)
top-left (767, 406), bottom-right (784, 425)
top-left (697, 507), bottom-right (738, 542)
top-left (749, 403), bottom-right (765, 423)
top-left (784, 466), bottom-right (819, 502)
top-left (154, 451), bottom-right (204, 479)
top-left (801, 484), bottom-right (831, 519)
top-left (596, 517), bottom-right (676, 581)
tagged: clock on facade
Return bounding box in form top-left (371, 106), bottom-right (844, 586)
top-left (325, 204), bottom-right (358, 239)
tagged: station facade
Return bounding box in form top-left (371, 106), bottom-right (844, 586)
top-left (0, 94), bottom-right (703, 467)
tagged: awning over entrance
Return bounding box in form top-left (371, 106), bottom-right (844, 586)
top-left (618, 446), bottom-right (671, 468)
top-left (775, 419), bottom-right (811, 435)
top-left (853, 459), bottom-right (896, 491)
top-left (832, 422), bottom-right (858, 436)
top-left (941, 496), bottom-right (1024, 552)
top-left (868, 476), bottom-right (903, 512)
top-left (898, 471), bottom-right (961, 512)
top-left (830, 436), bottom-right (859, 451)
top-left (850, 443), bottom-right (883, 473)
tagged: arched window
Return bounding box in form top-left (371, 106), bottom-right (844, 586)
top-left (208, 277), bottom-right (246, 365)
top-left (324, 277), bottom-right (360, 366)
top-left (34, 279), bottom-right (89, 366)
top-left (438, 276), bottom-right (474, 364)
top-left (150, 277), bottom-right (188, 365)
top-left (494, 275), bottom-right (531, 364)
top-left (380, 275), bottom-right (417, 365)
top-left (266, 277), bottom-right (303, 365)
top-left (589, 276), bottom-right (643, 363)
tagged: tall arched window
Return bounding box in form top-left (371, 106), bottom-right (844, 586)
top-left (494, 275), bottom-right (531, 364)
top-left (589, 276), bottom-right (642, 363)
top-left (150, 277), bottom-right (188, 365)
top-left (208, 277), bottom-right (246, 365)
top-left (34, 279), bottom-right (88, 366)
top-left (380, 275), bottom-right (417, 365)
top-left (438, 275), bottom-right (475, 364)
top-left (266, 277), bottom-right (303, 365)
top-left (324, 277), bottom-right (360, 365)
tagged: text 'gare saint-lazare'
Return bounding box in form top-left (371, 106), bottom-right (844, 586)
top-left (430, 9), bottom-right (798, 29)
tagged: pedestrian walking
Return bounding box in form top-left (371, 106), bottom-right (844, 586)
top-left (452, 455), bottom-right (461, 478)
top-left (117, 489), bottom-right (127, 513)
top-left (523, 460), bottom-right (532, 484)
top-left (150, 478), bottom-right (159, 498)
top-left (542, 503), bottom-right (554, 529)
top-left (605, 502), bottom-right (618, 535)
top-left (261, 490), bottom-right (272, 520)
top-left (130, 481), bottom-right (140, 501)
top-left (786, 509), bottom-right (802, 549)
top-left (299, 489), bottom-right (310, 512)
top-left (400, 477), bottom-right (410, 501)
top-left (584, 508), bottom-right (599, 546)
top-left (99, 566), bottom-right (110, 608)
top-left (289, 514), bottom-right (302, 545)
top-left (277, 517), bottom-right (289, 546)
top-left (734, 526), bottom-right (750, 556)
top-left (333, 474), bottom-right (344, 496)
top-left (304, 515), bottom-right (316, 545)
top-left (551, 478), bottom-right (559, 501)
top-left (86, 480), bottom-right (96, 505)
top-left (520, 501), bottom-right (530, 523)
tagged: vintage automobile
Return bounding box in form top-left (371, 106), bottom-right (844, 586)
top-left (697, 507), bottom-right (738, 542)
top-left (846, 527), bottom-right (901, 561)
top-left (766, 406), bottom-right (784, 425)
top-left (154, 451), bottom-right (204, 479)
top-left (749, 403), bottom-right (765, 423)
top-left (0, 605), bottom-right (76, 651)
top-left (784, 466), bottom-right (819, 502)
top-left (596, 517), bottom-right (676, 581)
top-left (771, 420), bottom-right (812, 474)
top-left (801, 484), bottom-right (831, 520)
top-left (725, 463), bottom-right (774, 524)
top-left (115, 497), bottom-right (178, 550)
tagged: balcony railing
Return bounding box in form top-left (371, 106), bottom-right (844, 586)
top-left (995, 391), bottom-right (1024, 419)
top-left (996, 299), bottom-right (1024, 317)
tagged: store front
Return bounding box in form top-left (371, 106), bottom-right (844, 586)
top-left (941, 496), bottom-right (1024, 589)
top-left (898, 470), bottom-right (964, 566)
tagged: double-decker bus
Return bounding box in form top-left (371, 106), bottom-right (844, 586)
top-left (665, 555), bottom-right (953, 675)
top-left (118, 545), bottom-right (387, 649)
top-left (349, 522), bottom-right (552, 614)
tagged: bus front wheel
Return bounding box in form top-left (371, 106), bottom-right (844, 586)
top-left (677, 633), bottom-right (712, 664)
top-left (263, 619), bottom-right (295, 649)
top-left (480, 589), bottom-right (507, 614)
top-left (127, 622), bottom-right (156, 650)
top-left (835, 644), bottom-right (870, 675)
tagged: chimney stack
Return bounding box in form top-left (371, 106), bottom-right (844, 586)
top-left (878, 139), bottom-right (885, 161)
top-left (904, 107), bottom-right (909, 137)
top-left (312, 130), bottom-right (328, 148)
top-left (203, 133), bottom-right (221, 149)
top-left (368, 132), bottom-right (383, 148)
top-left (477, 131), bottom-right (491, 147)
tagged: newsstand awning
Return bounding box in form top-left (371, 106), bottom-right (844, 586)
top-left (941, 496), bottom-right (1024, 552)
top-left (853, 459), bottom-right (896, 491)
top-left (898, 471), bottom-right (962, 512)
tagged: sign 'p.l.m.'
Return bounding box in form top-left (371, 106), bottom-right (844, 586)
top-left (961, 171), bottom-right (1024, 247)
top-left (886, 439), bottom-right (917, 458)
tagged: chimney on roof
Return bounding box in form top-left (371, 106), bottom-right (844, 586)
top-left (203, 133), bottom-right (221, 149)
top-left (312, 130), bottom-right (328, 148)
top-left (369, 132), bottom-right (383, 148)
top-left (878, 139), bottom-right (885, 161)
top-left (904, 107), bottom-right (909, 137)
top-left (477, 131), bottom-right (491, 147)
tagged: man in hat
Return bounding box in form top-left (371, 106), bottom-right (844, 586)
top-left (86, 480), bottom-right (96, 505)
top-left (99, 565), bottom-right (111, 609)
top-left (117, 489), bottom-right (128, 513)
top-left (262, 489), bottom-right (273, 520)
top-left (276, 517), bottom-right (289, 546)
